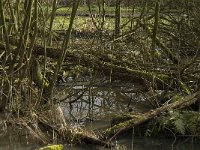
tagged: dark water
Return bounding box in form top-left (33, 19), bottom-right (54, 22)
top-left (0, 131), bottom-right (38, 150)
top-left (0, 132), bottom-right (199, 150)
top-left (118, 136), bottom-right (200, 150)
top-left (0, 78), bottom-right (200, 150)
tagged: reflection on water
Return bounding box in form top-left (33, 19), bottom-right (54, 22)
top-left (1, 132), bottom-right (199, 150)
top-left (0, 77), bottom-right (200, 150)
top-left (55, 78), bottom-right (151, 125)
top-left (118, 136), bottom-right (200, 150)
top-left (0, 130), bottom-right (38, 150)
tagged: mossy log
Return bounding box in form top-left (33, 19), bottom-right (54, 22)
top-left (0, 40), bottom-right (194, 92)
top-left (33, 45), bottom-right (193, 93)
top-left (33, 45), bottom-right (171, 89)
top-left (38, 144), bottom-right (63, 150)
top-left (101, 91), bottom-right (200, 139)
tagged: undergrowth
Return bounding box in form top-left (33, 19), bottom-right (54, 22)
top-left (147, 110), bottom-right (199, 136)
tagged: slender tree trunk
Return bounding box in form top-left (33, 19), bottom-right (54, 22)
top-left (48, 0), bottom-right (57, 46)
top-left (47, 0), bottom-right (81, 101)
top-left (0, 0), bottom-right (12, 111)
top-left (152, 0), bottom-right (160, 51)
top-left (130, 1), bottom-right (135, 30)
top-left (16, 0), bottom-right (33, 68)
top-left (115, 0), bottom-right (121, 37)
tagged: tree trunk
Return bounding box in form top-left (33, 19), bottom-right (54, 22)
top-left (115, 0), bottom-right (121, 37)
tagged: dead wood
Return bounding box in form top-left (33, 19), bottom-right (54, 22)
top-left (0, 40), bottom-right (193, 92)
top-left (0, 38), bottom-right (197, 93)
top-left (5, 107), bottom-right (114, 148)
top-left (101, 91), bottom-right (200, 139)
top-left (37, 117), bottom-right (114, 147)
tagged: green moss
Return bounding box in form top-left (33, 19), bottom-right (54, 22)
top-left (177, 81), bottom-right (191, 95)
top-left (38, 144), bottom-right (63, 150)
top-left (32, 59), bottom-right (49, 89)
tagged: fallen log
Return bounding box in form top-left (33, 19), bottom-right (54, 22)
top-left (0, 40), bottom-right (195, 92)
top-left (6, 110), bottom-right (115, 148)
top-left (101, 91), bottom-right (200, 139)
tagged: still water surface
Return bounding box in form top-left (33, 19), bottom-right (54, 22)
top-left (0, 132), bottom-right (199, 150)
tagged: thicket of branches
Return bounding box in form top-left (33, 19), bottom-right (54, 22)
top-left (0, 0), bottom-right (200, 146)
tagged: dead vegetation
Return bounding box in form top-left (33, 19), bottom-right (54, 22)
top-left (1, 0), bottom-right (200, 148)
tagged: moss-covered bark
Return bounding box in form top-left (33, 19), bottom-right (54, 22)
top-left (101, 91), bottom-right (200, 139)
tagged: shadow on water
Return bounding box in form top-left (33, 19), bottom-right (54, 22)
top-left (0, 76), bottom-right (200, 150)
top-left (117, 135), bottom-right (200, 150)
top-left (0, 128), bottom-right (39, 150)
